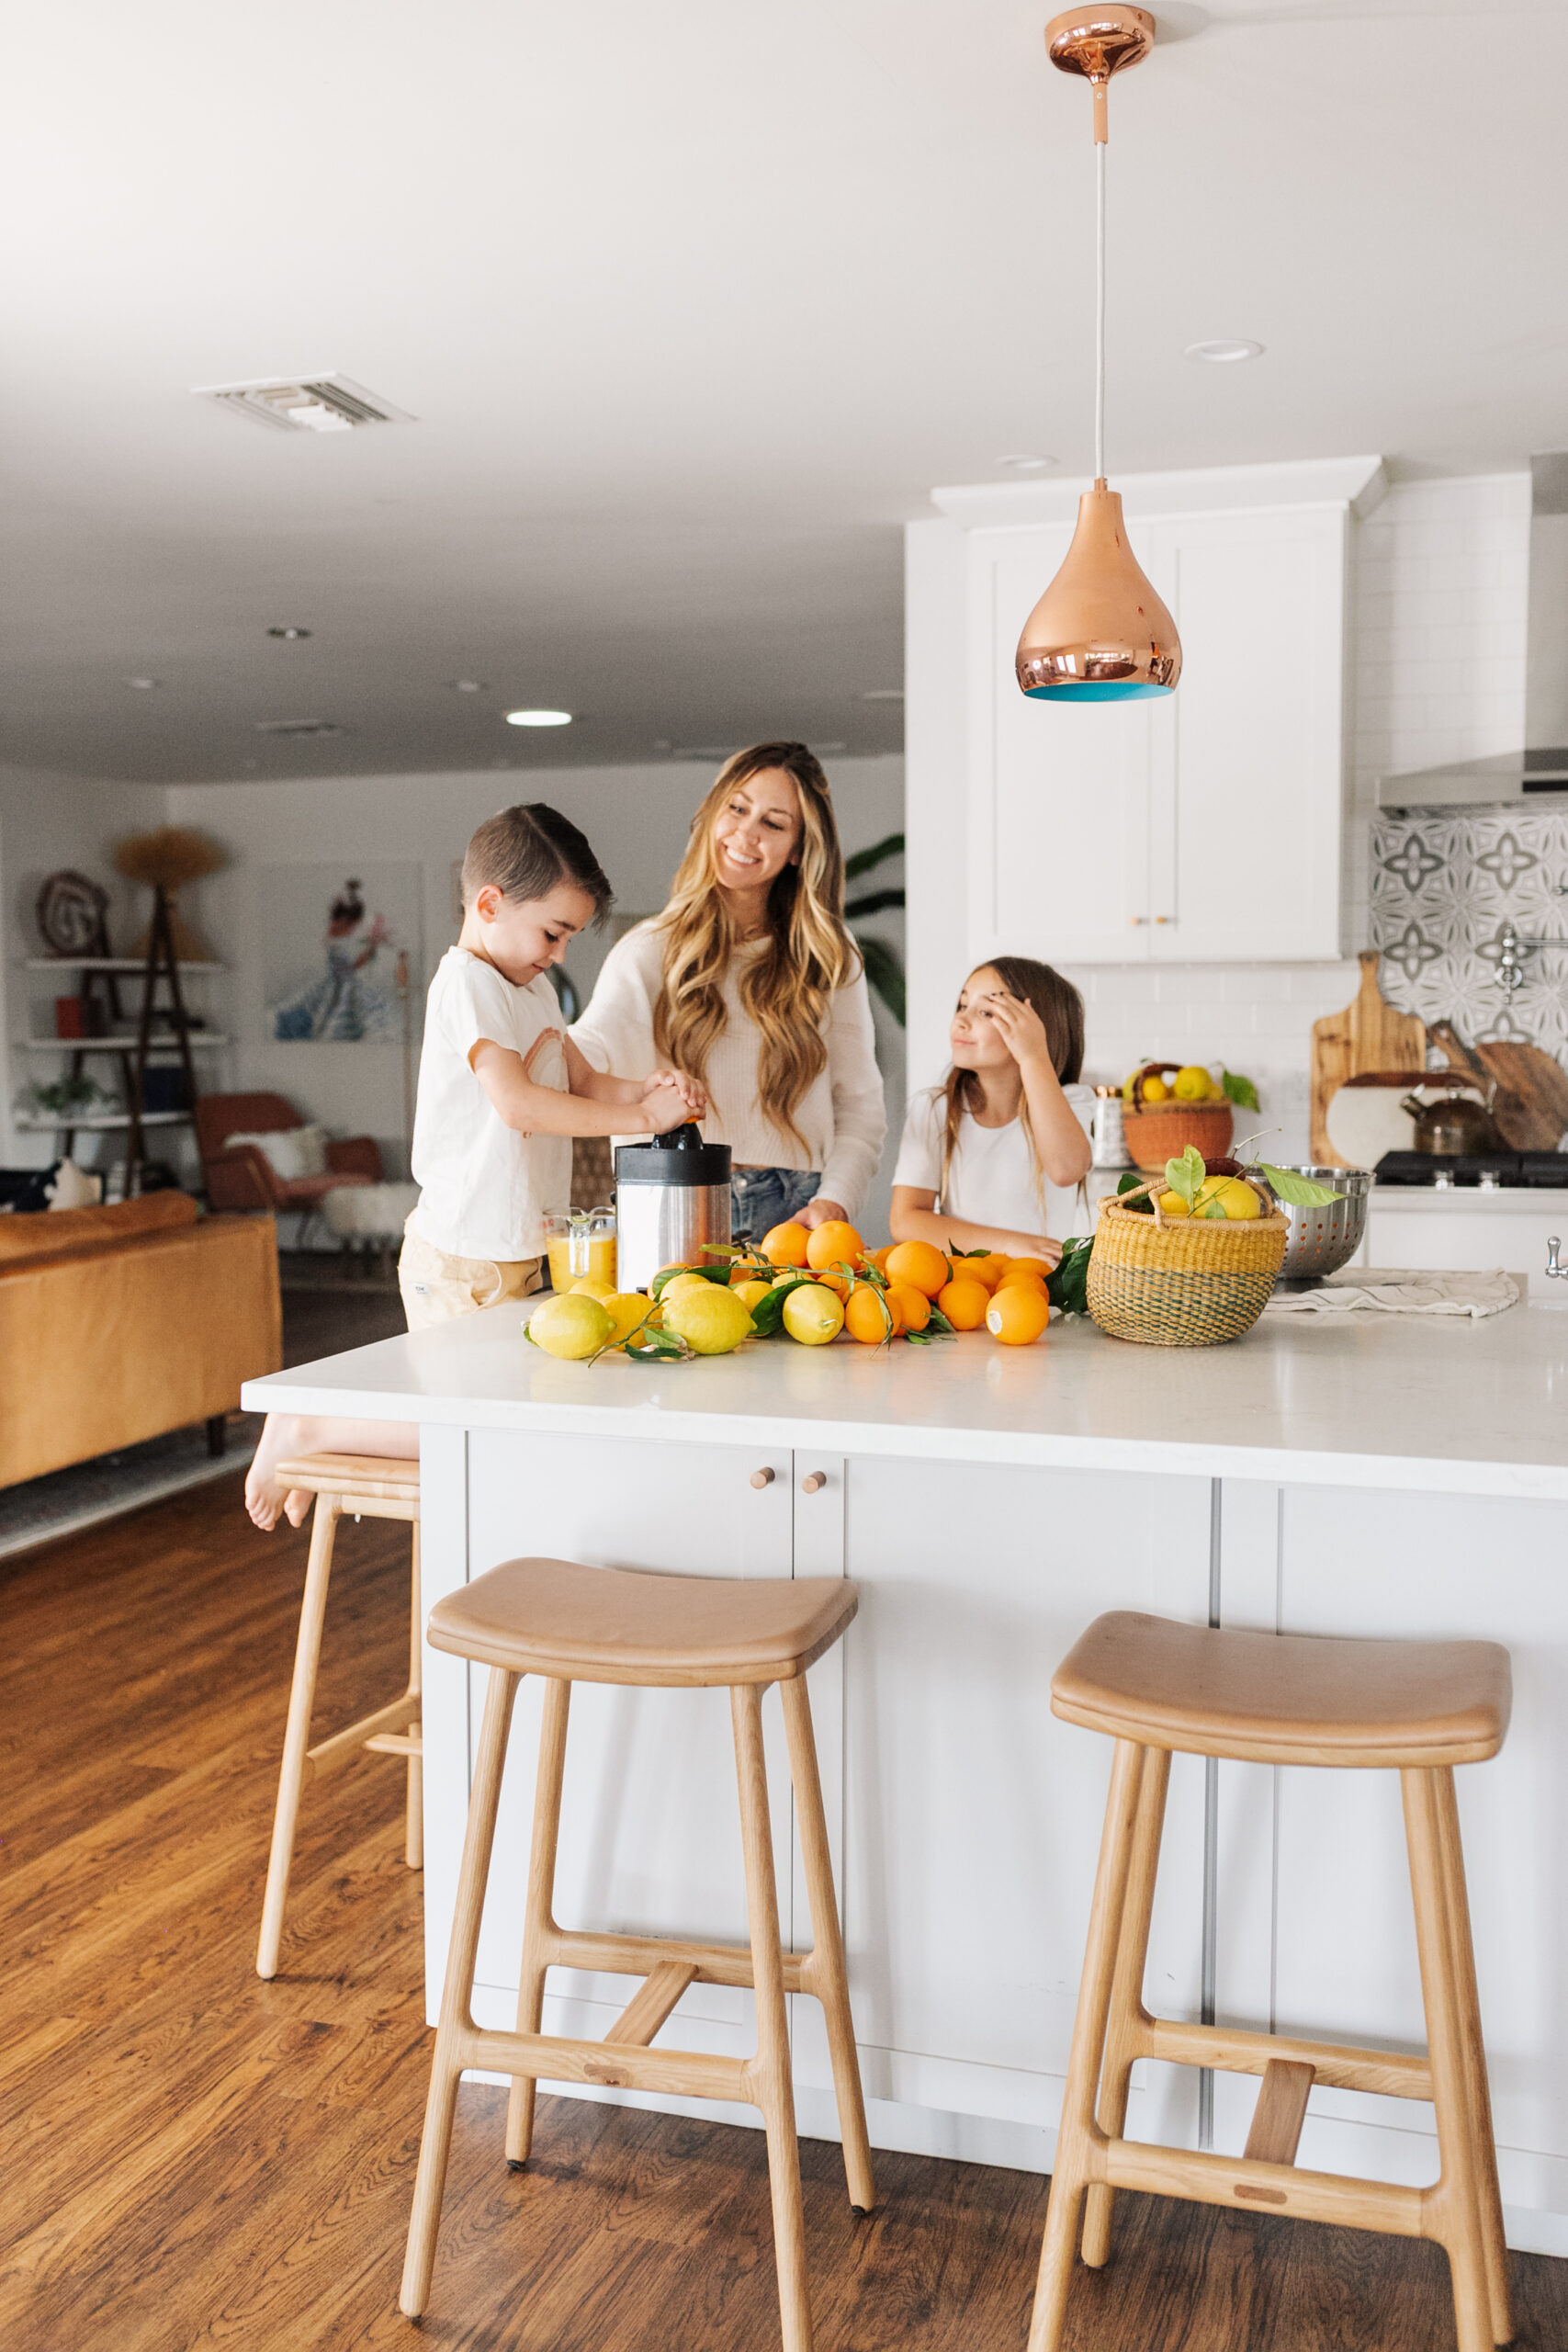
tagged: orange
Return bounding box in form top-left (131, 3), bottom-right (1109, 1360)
top-left (936, 1277), bottom-right (989, 1331)
top-left (885, 1280), bottom-right (931, 1333)
top-left (813, 1266), bottom-right (855, 1303)
top-left (806, 1219), bottom-right (863, 1272)
top-left (761, 1220), bottom-right (810, 1269)
top-left (844, 1284), bottom-right (897, 1344)
top-left (987, 1285), bottom-right (1051, 1345)
top-left (885, 1239), bottom-right (951, 1299)
top-left (996, 1269), bottom-right (1048, 1299)
top-left (954, 1251), bottom-right (1007, 1291)
top-left (998, 1256), bottom-right (1051, 1285)
top-left (863, 1244), bottom-right (897, 1278)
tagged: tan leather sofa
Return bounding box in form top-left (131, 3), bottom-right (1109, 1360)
top-left (0, 1193), bottom-right (282, 1487)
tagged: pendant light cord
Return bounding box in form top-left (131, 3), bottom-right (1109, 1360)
top-left (1095, 136), bottom-right (1106, 482)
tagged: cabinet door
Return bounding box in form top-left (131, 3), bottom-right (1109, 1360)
top-left (1145, 506), bottom-right (1347, 962)
top-left (972, 531), bottom-right (1153, 965)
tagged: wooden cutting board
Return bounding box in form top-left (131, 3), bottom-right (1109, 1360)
top-left (1309, 952), bottom-right (1426, 1166)
top-left (1429, 1018), bottom-right (1568, 1151)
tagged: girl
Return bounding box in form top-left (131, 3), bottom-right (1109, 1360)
top-left (570, 743), bottom-right (886, 1240)
top-left (244, 803), bottom-right (704, 1532)
top-left (890, 957), bottom-right (1093, 1264)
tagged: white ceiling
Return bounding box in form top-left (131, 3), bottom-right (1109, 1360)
top-left (3, 0), bottom-right (1564, 785)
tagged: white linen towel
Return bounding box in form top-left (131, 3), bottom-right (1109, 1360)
top-left (1266, 1268), bottom-right (1519, 1319)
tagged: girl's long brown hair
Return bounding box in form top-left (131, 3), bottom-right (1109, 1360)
top-left (652, 743), bottom-right (857, 1154)
top-left (938, 957), bottom-right (1085, 1208)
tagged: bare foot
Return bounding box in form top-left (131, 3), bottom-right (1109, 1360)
top-left (244, 1414), bottom-right (315, 1532)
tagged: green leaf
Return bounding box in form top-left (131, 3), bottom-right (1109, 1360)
top-left (1116, 1170), bottom-right (1146, 1196)
top-left (1046, 1235), bottom-right (1094, 1317)
top-left (843, 888), bottom-right (906, 920)
top-left (925, 1308), bottom-right (955, 1336)
top-left (1164, 1145), bottom-right (1206, 1211)
top-left (748, 1283), bottom-right (797, 1338)
top-left (1222, 1069), bottom-right (1261, 1112)
top-left (854, 934), bottom-right (906, 1027)
top-left (1256, 1162), bottom-right (1344, 1207)
top-left (843, 830), bottom-right (905, 880)
top-left (1201, 1197), bottom-right (1229, 1219)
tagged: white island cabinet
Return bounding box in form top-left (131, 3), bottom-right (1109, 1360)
top-left (247, 1298), bottom-right (1568, 2258)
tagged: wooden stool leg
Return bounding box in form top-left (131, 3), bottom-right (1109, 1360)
top-left (256, 1496), bottom-right (341, 1980)
top-left (733, 1681), bottom-right (813, 2352)
top-left (1027, 1738), bottom-right (1147, 2352)
top-left (405, 1523), bottom-right (423, 1872)
top-left (506, 1676), bottom-right (571, 2167)
top-left (400, 1666), bottom-right (519, 2318)
top-left (780, 1673), bottom-right (876, 2215)
top-left (1432, 1768), bottom-right (1514, 2346)
top-left (1081, 1742), bottom-right (1170, 2267)
top-left (1403, 1766), bottom-right (1495, 2352)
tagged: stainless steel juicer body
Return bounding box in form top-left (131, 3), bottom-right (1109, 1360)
top-left (614, 1125), bottom-right (732, 1294)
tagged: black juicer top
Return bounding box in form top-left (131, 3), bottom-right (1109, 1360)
top-left (615, 1123), bottom-right (733, 1187)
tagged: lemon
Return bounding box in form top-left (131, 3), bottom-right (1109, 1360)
top-left (1206, 1175), bottom-right (1262, 1221)
top-left (1143, 1075), bottom-right (1169, 1103)
top-left (733, 1278), bottom-right (773, 1315)
top-left (569, 1275), bottom-right (615, 1301)
top-left (600, 1292), bottom-right (655, 1348)
top-left (660, 1283), bottom-right (755, 1355)
top-left (1173, 1065), bottom-right (1213, 1102)
top-left (781, 1283), bottom-right (845, 1345)
top-left (528, 1293), bottom-right (615, 1360)
top-left (1155, 1190), bottom-right (1191, 1218)
top-left (660, 1271), bottom-right (711, 1302)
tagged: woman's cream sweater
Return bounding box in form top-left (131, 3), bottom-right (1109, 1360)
top-left (570, 921), bottom-right (887, 1217)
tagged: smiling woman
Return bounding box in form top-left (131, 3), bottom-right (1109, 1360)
top-left (570, 744), bottom-right (887, 1238)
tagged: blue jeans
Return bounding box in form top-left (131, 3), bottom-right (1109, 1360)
top-left (730, 1166), bottom-right (821, 1241)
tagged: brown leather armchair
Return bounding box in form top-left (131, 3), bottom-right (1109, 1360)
top-left (195, 1091), bottom-right (381, 1214)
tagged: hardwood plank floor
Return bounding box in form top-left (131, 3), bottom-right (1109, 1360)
top-left (3, 1477), bottom-right (1564, 2350)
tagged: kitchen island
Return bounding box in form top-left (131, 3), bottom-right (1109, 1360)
top-left (244, 1297), bottom-right (1568, 2257)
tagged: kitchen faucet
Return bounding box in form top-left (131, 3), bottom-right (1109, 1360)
top-left (1495, 888), bottom-right (1568, 996)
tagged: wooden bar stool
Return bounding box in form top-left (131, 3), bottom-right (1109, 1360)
top-left (255, 1452), bottom-right (422, 1981)
top-left (400, 1555), bottom-right (876, 2352)
top-left (1032, 1611), bottom-right (1513, 2352)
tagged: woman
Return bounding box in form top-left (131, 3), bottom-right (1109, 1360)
top-left (890, 956), bottom-right (1093, 1264)
top-left (570, 743), bottom-right (886, 1238)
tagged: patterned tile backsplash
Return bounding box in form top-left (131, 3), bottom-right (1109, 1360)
top-left (1370, 808), bottom-right (1568, 1063)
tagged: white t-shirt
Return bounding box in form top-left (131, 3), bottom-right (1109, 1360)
top-left (408, 947), bottom-right (570, 1262)
top-left (893, 1083), bottom-right (1096, 1244)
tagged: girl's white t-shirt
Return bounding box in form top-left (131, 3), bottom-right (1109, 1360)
top-left (893, 1084), bottom-right (1096, 1244)
top-left (408, 947), bottom-right (570, 1262)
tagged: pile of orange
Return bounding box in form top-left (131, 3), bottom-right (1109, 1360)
top-left (739, 1221), bottom-right (1054, 1348)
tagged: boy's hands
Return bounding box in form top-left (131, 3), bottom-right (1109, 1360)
top-left (638, 1074), bottom-right (697, 1133)
top-left (649, 1067), bottom-right (707, 1120)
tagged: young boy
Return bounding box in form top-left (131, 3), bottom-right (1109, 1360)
top-left (244, 803), bottom-right (703, 1531)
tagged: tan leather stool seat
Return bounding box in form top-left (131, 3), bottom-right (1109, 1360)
top-left (1052, 1610), bottom-right (1511, 1769)
top-left (427, 1557), bottom-right (859, 1688)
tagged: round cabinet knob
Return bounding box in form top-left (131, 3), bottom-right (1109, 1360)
top-left (750, 1467), bottom-right (775, 1489)
top-left (801, 1471), bottom-right (828, 1495)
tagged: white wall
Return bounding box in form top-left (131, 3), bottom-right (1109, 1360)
top-left (166, 757), bottom-right (908, 1230)
top-left (907, 472), bottom-right (1531, 1164)
top-left (0, 763), bottom-right (167, 1166)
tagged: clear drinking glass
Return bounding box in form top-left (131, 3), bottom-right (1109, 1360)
top-left (544, 1206), bottom-right (616, 1294)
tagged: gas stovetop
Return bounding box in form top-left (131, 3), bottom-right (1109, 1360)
top-left (1374, 1150), bottom-right (1568, 1189)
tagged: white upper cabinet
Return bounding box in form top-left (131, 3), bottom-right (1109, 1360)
top-left (915, 458), bottom-right (1384, 974)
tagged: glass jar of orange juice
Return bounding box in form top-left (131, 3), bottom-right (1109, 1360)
top-left (545, 1206), bottom-right (616, 1293)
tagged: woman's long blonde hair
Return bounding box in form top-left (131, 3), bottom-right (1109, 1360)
top-left (938, 956), bottom-right (1085, 1208)
top-left (653, 743), bottom-right (857, 1154)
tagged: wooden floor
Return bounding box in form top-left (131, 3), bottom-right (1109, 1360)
top-left (4, 1482), bottom-right (1565, 2352)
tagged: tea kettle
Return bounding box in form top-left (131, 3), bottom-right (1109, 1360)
top-left (1398, 1087), bottom-right (1505, 1156)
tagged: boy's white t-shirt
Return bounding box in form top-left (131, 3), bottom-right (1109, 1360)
top-left (893, 1084), bottom-right (1096, 1244)
top-left (408, 947), bottom-right (570, 1262)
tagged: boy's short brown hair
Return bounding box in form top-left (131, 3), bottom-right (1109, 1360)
top-left (461, 803), bottom-right (613, 920)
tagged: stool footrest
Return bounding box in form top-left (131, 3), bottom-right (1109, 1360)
top-left (1134, 2013), bottom-right (1434, 2103)
top-left (1244, 2059), bottom-right (1315, 2167)
top-left (363, 1726), bottom-right (423, 1758)
top-left (306, 1691), bottom-right (420, 1778)
top-left (541, 1923), bottom-right (812, 1996)
top-left (1101, 2136), bottom-right (1428, 2238)
top-left (457, 2023), bottom-right (751, 2107)
top-left (605, 1962), bottom-right (698, 2048)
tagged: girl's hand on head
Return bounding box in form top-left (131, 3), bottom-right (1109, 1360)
top-left (985, 989), bottom-right (1052, 1071)
top-left (796, 1197), bottom-right (849, 1232)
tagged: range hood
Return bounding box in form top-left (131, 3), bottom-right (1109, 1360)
top-left (1377, 453), bottom-right (1568, 809)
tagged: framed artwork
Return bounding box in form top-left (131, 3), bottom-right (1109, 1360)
top-left (263, 865), bottom-right (423, 1043)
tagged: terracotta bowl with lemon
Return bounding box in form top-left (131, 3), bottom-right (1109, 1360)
top-left (1120, 1059), bottom-right (1234, 1172)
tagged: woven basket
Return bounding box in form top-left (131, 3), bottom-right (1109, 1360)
top-left (1119, 1062), bottom-right (1234, 1172)
top-left (1087, 1193), bottom-right (1288, 1347)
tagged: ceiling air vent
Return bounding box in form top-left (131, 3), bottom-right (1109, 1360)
top-left (253, 718), bottom-right (345, 738)
top-left (196, 374), bottom-right (414, 434)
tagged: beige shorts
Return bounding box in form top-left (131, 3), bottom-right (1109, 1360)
top-left (398, 1219), bottom-right (542, 1332)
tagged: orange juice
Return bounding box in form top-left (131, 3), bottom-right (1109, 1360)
top-left (547, 1232), bottom-right (616, 1292)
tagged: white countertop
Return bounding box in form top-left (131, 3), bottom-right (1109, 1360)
top-left (1371, 1183), bottom-right (1568, 1210)
top-left (243, 1286), bottom-right (1568, 1500)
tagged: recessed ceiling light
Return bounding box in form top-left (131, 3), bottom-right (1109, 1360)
top-left (447, 679), bottom-right (489, 694)
top-left (861, 689), bottom-right (905, 703)
top-left (1183, 339), bottom-right (1265, 363)
top-left (253, 718), bottom-right (344, 737)
top-left (267, 626), bottom-right (312, 640)
top-left (196, 374), bottom-right (415, 434)
top-left (125, 676), bottom-right (161, 690)
top-left (505, 708), bottom-right (572, 727)
top-left (996, 454), bottom-right (1057, 472)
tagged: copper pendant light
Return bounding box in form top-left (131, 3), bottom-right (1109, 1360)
top-left (1016, 7), bottom-right (1181, 704)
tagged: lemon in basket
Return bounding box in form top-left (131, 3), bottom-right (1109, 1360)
top-left (1172, 1065), bottom-right (1213, 1101)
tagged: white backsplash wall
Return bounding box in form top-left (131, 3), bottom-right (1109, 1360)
top-left (1046, 473), bottom-right (1532, 1162)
